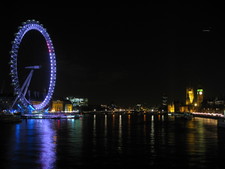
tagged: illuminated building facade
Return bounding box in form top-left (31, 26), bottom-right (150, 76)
top-left (186, 87), bottom-right (194, 105)
top-left (183, 86), bottom-right (204, 112)
top-left (51, 100), bottom-right (63, 112)
top-left (65, 96), bottom-right (88, 108)
top-left (65, 103), bottom-right (73, 112)
top-left (168, 103), bottom-right (175, 113)
top-left (50, 100), bottom-right (73, 112)
top-left (196, 88), bottom-right (203, 107)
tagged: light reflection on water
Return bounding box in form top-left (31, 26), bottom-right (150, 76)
top-left (38, 120), bottom-right (56, 169)
top-left (0, 114), bottom-right (225, 169)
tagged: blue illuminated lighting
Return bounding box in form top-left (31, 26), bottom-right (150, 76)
top-left (28, 105), bottom-right (35, 111)
top-left (10, 20), bottom-right (57, 111)
top-left (17, 104), bottom-right (22, 109)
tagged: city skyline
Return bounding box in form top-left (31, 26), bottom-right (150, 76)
top-left (1, 2), bottom-right (225, 107)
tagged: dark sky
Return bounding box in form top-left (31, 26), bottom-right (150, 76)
top-left (1, 2), bottom-right (225, 107)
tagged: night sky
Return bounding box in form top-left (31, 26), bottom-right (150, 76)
top-left (1, 2), bottom-right (225, 107)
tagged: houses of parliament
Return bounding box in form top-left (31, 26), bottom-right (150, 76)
top-left (168, 87), bottom-right (203, 113)
top-left (168, 86), bottom-right (225, 114)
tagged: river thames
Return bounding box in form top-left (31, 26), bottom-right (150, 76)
top-left (0, 113), bottom-right (225, 169)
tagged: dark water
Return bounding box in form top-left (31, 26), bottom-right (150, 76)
top-left (0, 113), bottom-right (225, 169)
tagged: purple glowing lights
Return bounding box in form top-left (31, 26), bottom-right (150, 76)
top-left (10, 19), bottom-right (56, 111)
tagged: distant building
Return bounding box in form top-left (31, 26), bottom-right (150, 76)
top-left (201, 96), bottom-right (225, 114)
top-left (186, 87), bottom-right (194, 105)
top-left (168, 102), bottom-right (175, 113)
top-left (64, 100), bottom-right (73, 112)
top-left (50, 99), bottom-right (73, 112)
top-left (65, 96), bottom-right (88, 109)
top-left (31, 101), bottom-right (42, 106)
top-left (196, 88), bottom-right (204, 107)
top-left (51, 100), bottom-right (64, 112)
top-left (161, 94), bottom-right (168, 112)
top-left (134, 104), bottom-right (142, 112)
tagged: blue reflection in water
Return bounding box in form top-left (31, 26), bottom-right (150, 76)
top-left (37, 120), bottom-right (56, 169)
top-left (14, 119), bottom-right (56, 169)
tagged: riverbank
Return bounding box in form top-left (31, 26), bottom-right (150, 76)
top-left (0, 114), bottom-right (22, 123)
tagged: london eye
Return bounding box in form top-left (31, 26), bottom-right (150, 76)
top-left (9, 19), bottom-right (56, 112)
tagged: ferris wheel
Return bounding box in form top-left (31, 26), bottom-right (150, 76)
top-left (9, 19), bottom-right (56, 112)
